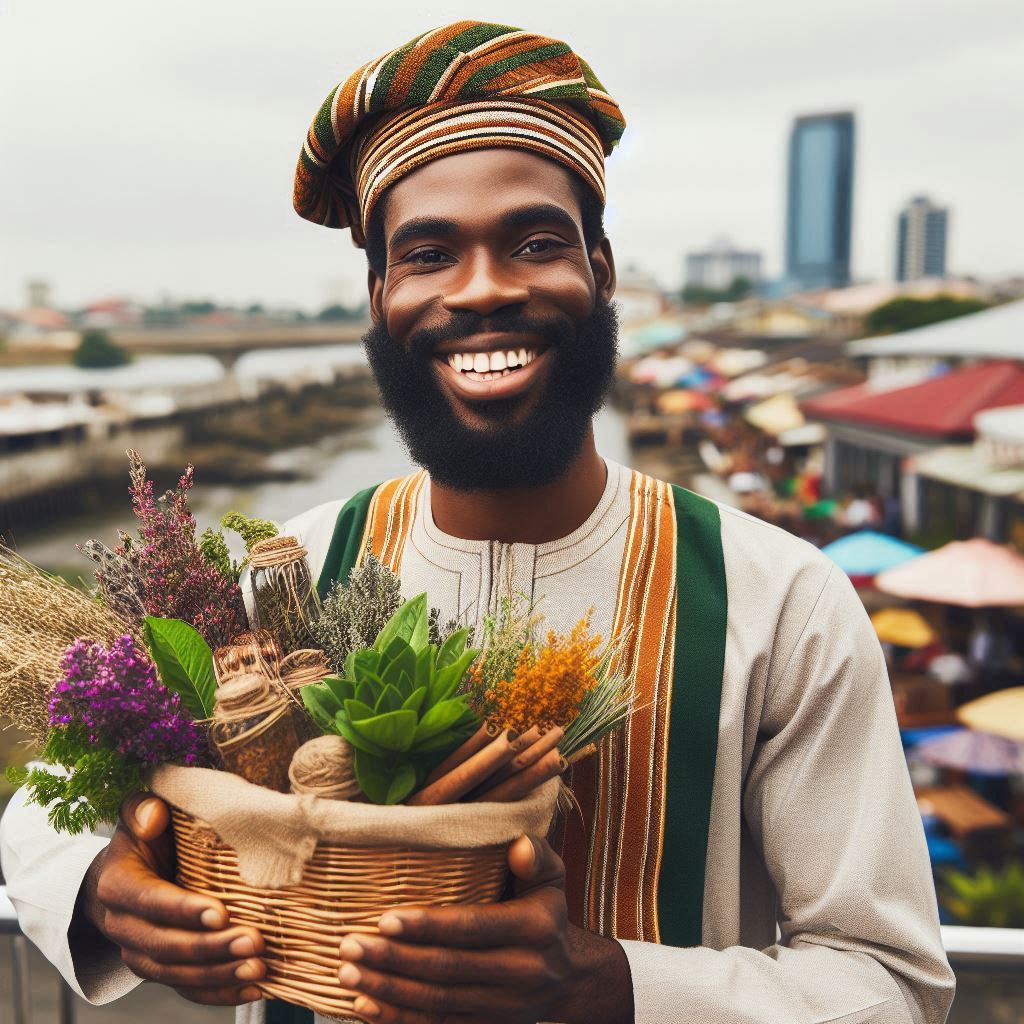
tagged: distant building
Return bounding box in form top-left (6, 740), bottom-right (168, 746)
top-left (785, 112), bottom-right (856, 291)
top-left (685, 238), bottom-right (762, 291)
top-left (895, 196), bottom-right (948, 281)
top-left (26, 279), bottom-right (51, 308)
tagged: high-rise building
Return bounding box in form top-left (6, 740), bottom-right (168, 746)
top-left (896, 196), bottom-right (948, 281)
top-left (785, 111), bottom-right (855, 291)
top-left (685, 237), bottom-right (762, 292)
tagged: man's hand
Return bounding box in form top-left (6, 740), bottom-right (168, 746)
top-left (78, 792), bottom-right (266, 1006)
top-left (337, 834), bottom-right (633, 1024)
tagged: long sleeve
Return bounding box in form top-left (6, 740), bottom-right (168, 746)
top-left (620, 564), bottom-right (955, 1023)
top-left (0, 784), bottom-right (142, 1003)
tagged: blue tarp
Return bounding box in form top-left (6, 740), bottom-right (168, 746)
top-left (821, 530), bottom-right (925, 578)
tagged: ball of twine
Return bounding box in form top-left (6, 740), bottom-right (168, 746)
top-left (249, 535), bottom-right (308, 568)
top-left (288, 735), bottom-right (360, 801)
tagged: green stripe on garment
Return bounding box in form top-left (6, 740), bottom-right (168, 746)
top-left (463, 42), bottom-right (572, 95)
top-left (405, 23), bottom-right (514, 105)
top-left (368, 38), bottom-right (420, 112)
top-left (658, 485), bottom-right (727, 947)
top-left (265, 1000), bottom-right (313, 1023)
top-left (315, 484), bottom-right (380, 601)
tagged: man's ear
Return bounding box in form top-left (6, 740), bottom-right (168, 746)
top-left (590, 236), bottom-right (616, 305)
top-left (367, 267), bottom-right (385, 323)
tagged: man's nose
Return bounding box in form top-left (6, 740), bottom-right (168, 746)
top-left (441, 251), bottom-right (530, 317)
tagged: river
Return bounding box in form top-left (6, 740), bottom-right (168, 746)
top-left (10, 393), bottom-right (634, 572)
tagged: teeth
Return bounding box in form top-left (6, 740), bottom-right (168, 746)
top-left (507, 349), bottom-right (519, 367)
top-left (518, 348), bottom-right (528, 366)
top-left (489, 351), bottom-right (507, 372)
top-left (471, 353), bottom-right (487, 373)
top-left (446, 349), bottom-right (539, 376)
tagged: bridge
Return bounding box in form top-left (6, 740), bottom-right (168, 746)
top-left (108, 322), bottom-right (367, 371)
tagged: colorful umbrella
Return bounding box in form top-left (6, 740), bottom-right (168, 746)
top-left (957, 688), bottom-right (1024, 742)
top-left (656, 389), bottom-right (714, 415)
top-left (821, 530), bottom-right (925, 578)
top-left (743, 393), bottom-right (805, 436)
top-left (871, 608), bottom-right (937, 648)
top-left (876, 538), bottom-right (1024, 608)
top-left (915, 728), bottom-right (1024, 776)
top-left (803, 498), bottom-right (838, 520)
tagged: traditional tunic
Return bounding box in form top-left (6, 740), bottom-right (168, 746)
top-left (0, 460), bottom-right (956, 1022)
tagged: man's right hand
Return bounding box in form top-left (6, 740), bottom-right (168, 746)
top-left (79, 791), bottom-right (266, 1006)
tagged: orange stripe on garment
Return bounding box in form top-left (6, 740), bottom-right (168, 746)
top-left (562, 472), bottom-right (678, 943)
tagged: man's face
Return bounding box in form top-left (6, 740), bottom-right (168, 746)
top-left (364, 149), bottom-right (618, 491)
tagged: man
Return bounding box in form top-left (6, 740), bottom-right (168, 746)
top-left (1, 20), bottom-right (955, 1024)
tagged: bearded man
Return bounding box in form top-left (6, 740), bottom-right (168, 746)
top-left (1, 20), bottom-right (955, 1024)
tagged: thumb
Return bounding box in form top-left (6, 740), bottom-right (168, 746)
top-left (120, 792), bottom-right (170, 843)
top-left (508, 834), bottom-right (565, 896)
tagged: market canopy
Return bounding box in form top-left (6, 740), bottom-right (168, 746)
top-left (915, 728), bottom-right (1024, 777)
top-left (821, 530), bottom-right (925, 578)
top-left (957, 688), bottom-right (1024, 742)
top-left (655, 389), bottom-right (714, 415)
top-left (870, 608), bottom-right (937, 648)
top-left (875, 538), bottom-right (1024, 607)
top-left (744, 393), bottom-right (805, 436)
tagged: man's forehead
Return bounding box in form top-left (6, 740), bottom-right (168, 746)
top-left (383, 149), bottom-right (582, 239)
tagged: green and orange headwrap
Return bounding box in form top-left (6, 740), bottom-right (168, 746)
top-left (292, 21), bottom-right (626, 246)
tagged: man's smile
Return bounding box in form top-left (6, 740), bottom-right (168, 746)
top-left (433, 336), bottom-right (552, 401)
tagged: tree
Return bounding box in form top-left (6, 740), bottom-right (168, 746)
top-left (73, 330), bottom-right (130, 369)
top-left (317, 303), bottom-right (362, 321)
top-left (681, 275), bottom-right (754, 306)
top-left (865, 295), bottom-right (988, 335)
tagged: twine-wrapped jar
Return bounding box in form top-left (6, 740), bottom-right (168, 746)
top-left (211, 672), bottom-right (300, 792)
top-left (213, 630), bottom-right (284, 685)
top-left (248, 536), bottom-right (318, 652)
top-left (280, 648), bottom-right (331, 743)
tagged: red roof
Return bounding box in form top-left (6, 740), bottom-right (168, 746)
top-left (802, 361), bottom-right (1024, 438)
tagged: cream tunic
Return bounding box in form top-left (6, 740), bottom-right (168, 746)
top-left (0, 459), bottom-right (955, 1023)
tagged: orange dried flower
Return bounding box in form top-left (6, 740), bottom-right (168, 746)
top-left (483, 617), bottom-right (603, 734)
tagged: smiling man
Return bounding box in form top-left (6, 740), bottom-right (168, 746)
top-left (0, 19), bottom-right (956, 1024)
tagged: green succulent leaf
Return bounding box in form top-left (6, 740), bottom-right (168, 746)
top-left (374, 594), bottom-right (429, 654)
top-left (429, 649), bottom-right (479, 704)
top-left (349, 708), bottom-right (418, 752)
top-left (373, 684), bottom-right (404, 715)
top-left (386, 763), bottom-right (418, 805)
top-left (142, 615), bottom-right (216, 719)
top-left (414, 697), bottom-right (471, 743)
top-left (402, 686), bottom-right (428, 714)
top-left (415, 646), bottom-right (436, 690)
top-left (344, 698), bottom-right (377, 722)
top-left (301, 685), bottom-right (343, 733)
top-left (353, 749), bottom-right (395, 804)
top-left (334, 714), bottom-right (387, 757)
top-left (437, 627), bottom-right (471, 668)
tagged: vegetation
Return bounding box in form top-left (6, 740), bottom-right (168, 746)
top-left (317, 302), bottom-right (365, 322)
top-left (682, 275), bottom-right (754, 305)
top-left (940, 862), bottom-right (1024, 928)
top-left (865, 295), bottom-right (988, 335)
top-left (73, 329), bottom-right (130, 368)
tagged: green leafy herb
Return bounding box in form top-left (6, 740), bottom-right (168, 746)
top-left (301, 594), bottom-right (480, 804)
top-left (142, 616), bottom-right (216, 719)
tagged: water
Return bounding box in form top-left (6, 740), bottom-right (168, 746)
top-left (11, 403), bottom-right (633, 571)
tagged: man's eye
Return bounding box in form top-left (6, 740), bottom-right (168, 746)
top-left (406, 249), bottom-right (451, 265)
top-left (517, 238), bottom-right (562, 256)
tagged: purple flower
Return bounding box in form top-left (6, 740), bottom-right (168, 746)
top-left (49, 636), bottom-right (205, 766)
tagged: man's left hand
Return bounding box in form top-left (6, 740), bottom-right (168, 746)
top-left (337, 834), bottom-right (633, 1024)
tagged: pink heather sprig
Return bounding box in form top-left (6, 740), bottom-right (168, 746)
top-left (48, 636), bottom-right (205, 766)
top-left (120, 450), bottom-right (245, 647)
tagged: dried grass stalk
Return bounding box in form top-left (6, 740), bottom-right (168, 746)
top-left (0, 545), bottom-right (134, 745)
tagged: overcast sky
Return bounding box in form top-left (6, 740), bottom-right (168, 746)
top-left (1, 0), bottom-right (1021, 312)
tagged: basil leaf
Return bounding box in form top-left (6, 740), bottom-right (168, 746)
top-left (142, 616), bottom-right (216, 719)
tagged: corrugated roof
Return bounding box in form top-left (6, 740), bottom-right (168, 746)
top-left (911, 445), bottom-right (1024, 498)
top-left (847, 299), bottom-right (1024, 359)
top-left (802, 361), bottom-right (1024, 438)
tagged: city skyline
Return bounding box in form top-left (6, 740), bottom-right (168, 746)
top-left (1, 0), bottom-right (1022, 311)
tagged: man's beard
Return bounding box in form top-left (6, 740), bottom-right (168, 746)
top-left (362, 301), bottom-right (618, 491)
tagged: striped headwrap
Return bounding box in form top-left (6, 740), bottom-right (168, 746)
top-left (293, 21), bottom-right (626, 245)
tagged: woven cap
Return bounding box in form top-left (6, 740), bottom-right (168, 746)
top-left (293, 21), bottom-right (626, 245)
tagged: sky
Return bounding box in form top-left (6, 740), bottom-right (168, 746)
top-left (1, 0), bottom-right (1022, 312)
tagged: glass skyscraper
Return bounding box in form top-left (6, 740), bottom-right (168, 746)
top-left (785, 112), bottom-right (855, 291)
top-left (896, 196), bottom-right (948, 281)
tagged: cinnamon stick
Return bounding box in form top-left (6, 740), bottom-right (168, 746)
top-left (422, 721), bottom-right (501, 787)
top-left (472, 749), bottom-right (567, 803)
top-left (486, 725), bottom-right (564, 786)
top-left (408, 729), bottom-right (524, 806)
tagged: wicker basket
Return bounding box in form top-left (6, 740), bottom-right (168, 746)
top-left (172, 809), bottom-right (509, 1020)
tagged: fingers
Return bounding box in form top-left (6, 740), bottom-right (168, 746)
top-left (377, 887), bottom-right (564, 949)
top-left (507, 835), bottom-right (565, 896)
top-left (174, 984), bottom-right (264, 1007)
top-left (340, 934), bottom-right (546, 987)
top-left (104, 912), bottom-right (263, 965)
top-left (340, 960), bottom-right (500, 1018)
top-left (122, 948), bottom-right (265, 989)
top-left (120, 793), bottom-right (171, 843)
top-left (98, 863), bottom-right (229, 930)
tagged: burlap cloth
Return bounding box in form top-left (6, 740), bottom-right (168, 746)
top-left (150, 765), bottom-right (560, 888)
